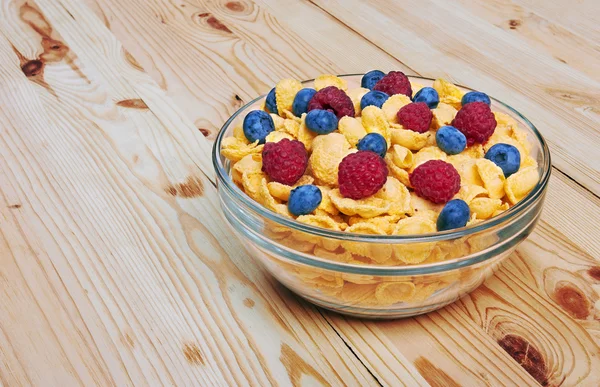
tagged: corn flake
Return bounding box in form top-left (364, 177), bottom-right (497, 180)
top-left (265, 131), bottom-right (293, 143)
top-left (267, 175), bottom-right (314, 201)
top-left (390, 126), bottom-right (431, 150)
top-left (275, 79), bottom-right (303, 115)
top-left (389, 144), bottom-right (414, 169)
top-left (361, 106), bottom-right (391, 148)
top-left (384, 154), bottom-right (411, 187)
top-left (493, 111), bottom-right (518, 130)
top-left (375, 177), bottom-right (411, 216)
top-left (505, 166), bottom-right (539, 204)
top-left (348, 214), bottom-right (401, 235)
top-left (313, 245), bottom-right (352, 263)
top-left (309, 133), bottom-right (351, 186)
top-left (339, 283), bottom-right (378, 305)
top-left (281, 119), bottom-right (300, 137)
top-left (470, 197), bottom-right (503, 219)
top-left (270, 114), bottom-right (285, 130)
top-left (232, 153), bottom-right (262, 184)
top-left (476, 159), bottom-right (506, 199)
top-left (346, 87), bottom-right (370, 115)
top-left (343, 223), bottom-right (392, 263)
top-left (233, 124), bottom-right (249, 143)
top-left (454, 184), bottom-right (488, 204)
top-left (316, 185), bottom-right (339, 215)
top-left (297, 113), bottom-right (318, 151)
top-left (431, 103), bottom-right (458, 129)
top-left (433, 78), bottom-right (464, 109)
top-left (314, 74), bottom-right (347, 91)
top-left (463, 144), bottom-right (484, 158)
top-left (411, 146), bottom-right (447, 172)
top-left (410, 194), bottom-right (444, 214)
top-left (242, 172), bottom-right (267, 201)
top-left (448, 155), bottom-right (484, 186)
top-left (338, 116), bottom-right (367, 147)
top-left (375, 282), bottom-right (416, 305)
top-left (410, 81), bottom-right (425, 95)
top-left (392, 217), bottom-right (436, 264)
top-left (221, 137), bottom-right (263, 162)
top-left (381, 94), bottom-right (411, 124)
top-left (329, 189), bottom-right (391, 218)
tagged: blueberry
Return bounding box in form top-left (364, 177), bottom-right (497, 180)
top-left (305, 109), bottom-right (338, 134)
top-left (461, 91), bottom-right (491, 106)
top-left (265, 87), bottom-right (278, 114)
top-left (360, 90), bottom-right (389, 109)
top-left (436, 126), bottom-right (467, 155)
top-left (243, 110), bottom-right (275, 144)
top-left (412, 87), bottom-right (439, 109)
top-left (485, 143), bottom-right (521, 177)
top-left (288, 185), bottom-right (322, 216)
top-left (361, 70), bottom-right (386, 90)
top-left (357, 133), bottom-right (387, 157)
top-left (292, 88), bottom-right (317, 116)
top-left (437, 199), bottom-right (470, 231)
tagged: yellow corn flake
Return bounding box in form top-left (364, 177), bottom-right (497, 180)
top-left (297, 113), bottom-right (318, 151)
top-left (242, 172), bottom-right (267, 201)
top-left (267, 175), bottom-right (314, 202)
top-left (410, 194), bottom-right (444, 214)
top-left (265, 131), bottom-right (293, 143)
top-left (281, 110), bottom-right (298, 120)
top-left (297, 214), bottom-right (343, 231)
top-left (309, 133), bottom-right (351, 186)
top-left (476, 159), bottom-right (506, 199)
top-left (281, 119), bottom-right (300, 137)
top-left (339, 283), bottom-right (379, 305)
top-left (275, 79), bottom-right (303, 115)
top-left (431, 102), bottom-right (458, 129)
top-left (375, 282), bottom-right (417, 305)
top-left (338, 116), bottom-right (367, 147)
top-left (316, 185), bottom-right (339, 215)
top-left (346, 87), bottom-right (370, 115)
top-left (392, 217), bottom-right (436, 264)
top-left (278, 234), bottom-right (315, 253)
top-left (257, 178), bottom-right (293, 217)
top-left (375, 177), bottom-right (412, 216)
top-left (411, 146), bottom-right (447, 172)
top-left (233, 124), bottom-right (248, 143)
top-left (381, 94), bottom-right (411, 124)
top-left (422, 245), bottom-right (448, 264)
top-left (454, 184), bottom-right (488, 204)
top-left (493, 111), bottom-right (518, 130)
top-left (505, 166), bottom-right (539, 204)
top-left (462, 144), bottom-right (484, 159)
top-left (232, 153), bottom-right (262, 184)
top-left (414, 210), bottom-right (439, 224)
top-left (343, 223), bottom-right (392, 263)
top-left (390, 126), bottom-right (431, 150)
top-left (511, 128), bottom-right (531, 153)
top-left (270, 114), bottom-right (285, 130)
top-left (329, 189), bottom-right (391, 218)
top-left (410, 282), bottom-right (442, 303)
top-left (410, 81), bottom-right (425, 95)
top-left (433, 78), bottom-right (464, 109)
top-left (389, 144), bottom-right (413, 169)
top-left (221, 137), bottom-right (263, 162)
top-left (448, 155), bottom-right (484, 186)
top-left (313, 245), bottom-right (352, 263)
top-left (361, 106), bottom-right (391, 148)
top-left (384, 154), bottom-right (412, 187)
top-left (470, 197), bottom-right (503, 219)
top-left (491, 202), bottom-right (510, 217)
top-left (522, 156), bottom-right (538, 169)
top-left (348, 214), bottom-right (401, 235)
top-left (314, 74), bottom-right (347, 91)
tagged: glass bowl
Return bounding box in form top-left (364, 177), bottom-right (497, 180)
top-left (212, 74), bottom-right (551, 319)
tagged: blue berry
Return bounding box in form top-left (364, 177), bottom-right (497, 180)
top-left (292, 88), bottom-right (317, 116)
top-left (360, 90), bottom-right (389, 109)
top-left (461, 91), bottom-right (491, 106)
top-left (485, 143), bottom-right (521, 177)
top-left (288, 185), bottom-right (322, 216)
top-left (412, 87), bottom-right (439, 109)
top-left (361, 70), bottom-right (386, 90)
top-left (437, 199), bottom-right (470, 231)
top-left (243, 110), bottom-right (275, 144)
top-left (305, 109), bottom-right (338, 134)
top-left (265, 87), bottom-right (278, 114)
top-left (357, 133), bottom-right (387, 157)
top-left (436, 126), bottom-right (467, 155)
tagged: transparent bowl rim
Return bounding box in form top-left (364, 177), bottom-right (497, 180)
top-left (213, 74), bottom-right (551, 246)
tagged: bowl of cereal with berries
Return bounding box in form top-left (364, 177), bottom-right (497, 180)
top-left (213, 72), bottom-right (550, 318)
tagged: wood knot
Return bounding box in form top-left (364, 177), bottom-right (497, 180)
top-left (508, 19), bottom-right (521, 29)
top-left (198, 128), bottom-right (210, 137)
top-left (554, 283), bottom-right (590, 319)
top-left (117, 99), bottom-right (149, 109)
top-left (195, 12), bottom-right (232, 33)
top-left (183, 343), bottom-right (204, 365)
top-left (21, 59), bottom-right (44, 77)
top-left (243, 298), bottom-right (255, 308)
top-left (225, 1), bottom-right (245, 12)
top-left (498, 334), bottom-right (548, 385)
top-left (8, 204), bottom-right (22, 209)
top-left (165, 176), bottom-right (204, 198)
top-left (588, 266), bottom-right (600, 281)
top-left (41, 37), bottom-right (69, 62)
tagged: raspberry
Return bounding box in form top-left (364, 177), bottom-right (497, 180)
top-left (397, 102), bottom-right (432, 133)
top-left (262, 139), bottom-right (308, 185)
top-left (452, 102), bottom-right (497, 146)
top-left (410, 160), bottom-right (461, 204)
top-left (373, 71), bottom-right (412, 97)
top-left (338, 151), bottom-right (388, 199)
top-left (307, 86), bottom-right (355, 119)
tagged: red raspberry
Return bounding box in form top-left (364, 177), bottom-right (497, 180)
top-left (338, 151), bottom-right (388, 199)
top-left (397, 102), bottom-right (432, 133)
top-left (307, 86), bottom-right (355, 119)
top-left (451, 102), bottom-right (497, 146)
top-left (373, 71), bottom-right (412, 97)
top-left (262, 139), bottom-right (308, 185)
top-left (410, 160), bottom-right (461, 204)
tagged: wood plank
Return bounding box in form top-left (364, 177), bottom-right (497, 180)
top-left (310, 0), bottom-right (600, 196)
top-left (0, 0), bottom-right (409, 384)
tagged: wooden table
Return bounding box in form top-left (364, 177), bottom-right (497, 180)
top-left (0, 0), bottom-right (598, 385)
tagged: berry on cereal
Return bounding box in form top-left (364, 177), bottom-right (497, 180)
top-left (265, 87), bottom-right (278, 114)
top-left (452, 102), bottom-right (497, 146)
top-left (305, 109), bottom-right (338, 134)
top-left (412, 87), bottom-right (439, 109)
top-left (338, 151), bottom-right (388, 199)
top-left (262, 139), bottom-right (308, 185)
top-left (360, 90), bottom-right (390, 110)
top-left (243, 110), bottom-right (275, 144)
top-left (437, 199), bottom-right (470, 231)
top-left (373, 71), bottom-right (412, 97)
top-left (361, 70), bottom-right (386, 90)
top-left (436, 126), bottom-right (467, 155)
top-left (410, 160), bottom-right (461, 204)
top-left (288, 185), bottom-right (323, 216)
top-left (307, 86), bottom-right (355, 119)
top-left (292, 88), bottom-right (317, 116)
top-left (485, 143), bottom-right (521, 177)
top-left (462, 91), bottom-right (491, 106)
top-left (357, 133), bottom-right (387, 158)
top-left (397, 102), bottom-right (433, 133)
